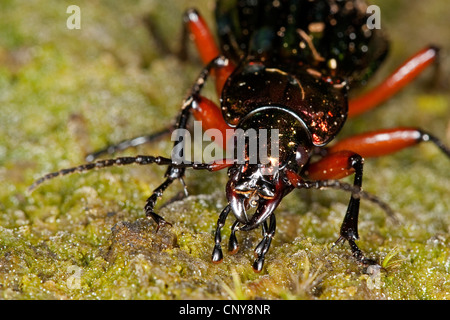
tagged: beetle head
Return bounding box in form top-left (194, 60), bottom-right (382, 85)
top-left (225, 107), bottom-right (313, 229)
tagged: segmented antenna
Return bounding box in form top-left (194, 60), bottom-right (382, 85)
top-left (28, 155), bottom-right (232, 193)
top-left (28, 155), bottom-right (174, 192)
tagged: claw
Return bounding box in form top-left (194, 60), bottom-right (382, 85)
top-left (212, 244), bottom-right (223, 264)
top-left (252, 256), bottom-right (264, 273)
top-left (155, 220), bottom-right (172, 233)
top-left (333, 236), bottom-right (376, 266)
top-left (146, 211), bottom-right (172, 233)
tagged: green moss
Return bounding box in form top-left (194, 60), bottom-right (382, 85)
top-left (1, 0), bottom-right (449, 300)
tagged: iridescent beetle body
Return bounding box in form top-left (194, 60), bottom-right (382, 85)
top-left (217, 0), bottom-right (387, 146)
top-left (30, 0), bottom-right (449, 272)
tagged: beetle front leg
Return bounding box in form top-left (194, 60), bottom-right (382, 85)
top-left (212, 205), bottom-right (231, 264)
top-left (144, 57), bottom-right (230, 229)
top-left (238, 191), bottom-right (284, 272)
top-left (333, 154), bottom-right (377, 265)
top-left (253, 214), bottom-right (276, 272)
top-left (305, 151), bottom-right (376, 265)
top-left (228, 220), bottom-right (240, 255)
top-left (144, 100), bottom-right (194, 230)
top-left (144, 176), bottom-right (177, 231)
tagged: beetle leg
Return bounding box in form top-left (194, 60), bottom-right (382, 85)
top-left (158, 56), bottom-right (229, 203)
top-left (146, 157), bottom-right (234, 231)
top-left (303, 127), bottom-right (449, 219)
top-left (303, 145), bottom-right (446, 265)
top-left (83, 11), bottom-right (218, 162)
top-left (304, 152), bottom-right (376, 265)
top-left (212, 205), bottom-right (231, 264)
top-left (228, 220), bottom-right (240, 254)
top-left (183, 8), bottom-right (235, 93)
top-left (83, 94), bottom-right (234, 163)
top-left (254, 220), bottom-right (269, 258)
top-left (327, 127), bottom-right (450, 159)
top-left (348, 46), bottom-right (439, 117)
top-left (305, 126), bottom-right (450, 181)
top-left (237, 193), bottom-right (284, 272)
top-left (144, 177), bottom-right (176, 231)
top-left (191, 95), bottom-right (234, 150)
top-left (183, 8), bottom-right (220, 66)
top-left (85, 10), bottom-right (235, 161)
top-left (334, 154), bottom-right (376, 265)
top-left (305, 150), bottom-right (360, 181)
top-left (29, 154), bottom-right (234, 235)
top-left (253, 214), bottom-right (276, 273)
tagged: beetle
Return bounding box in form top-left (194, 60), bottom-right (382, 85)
top-left (30, 0), bottom-right (449, 272)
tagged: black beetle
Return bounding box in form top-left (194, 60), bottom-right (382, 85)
top-left (30, 0), bottom-right (449, 272)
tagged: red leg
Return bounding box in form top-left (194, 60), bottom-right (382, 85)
top-left (300, 127), bottom-right (449, 264)
top-left (305, 150), bottom-right (358, 180)
top-left (184, 9), bottom-right (220, 65)
top-left (306, 127), bottom-right (450, 181)
top-left (191, 95), bottom-right (234, 150)
top-left (348, 46), bottom-right (439, 118)
top-left (297, 152), bottom-right (372, 264)
top-left (290, 127), bottom-right (449, 265)
top-left (184, 9), bottom-right (235, 93)
top-left (327, 127), bottom-right (450, 159)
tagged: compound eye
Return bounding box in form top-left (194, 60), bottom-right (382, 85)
top-left (295, 145), bottom-right (309, 167)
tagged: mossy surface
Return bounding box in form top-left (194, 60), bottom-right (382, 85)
top-left (1, 0), bottom-right (449, 300)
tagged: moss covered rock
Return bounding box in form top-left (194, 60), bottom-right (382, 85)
top-left (1, 0), bottom-right (449, 299)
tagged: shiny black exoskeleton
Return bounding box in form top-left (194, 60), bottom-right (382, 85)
top-left (210, 0), bottom-right (388, 270)
top-left (30, 0), bottom-right (449, 273)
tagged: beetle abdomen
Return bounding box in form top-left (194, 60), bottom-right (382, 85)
top-left (216, 0), bottom-right (389, 85)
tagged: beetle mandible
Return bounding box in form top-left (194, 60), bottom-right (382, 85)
top-left (30, 0), bottom-right (450, 272)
